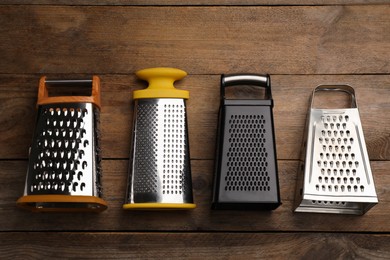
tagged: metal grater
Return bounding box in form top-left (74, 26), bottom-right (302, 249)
top-left (212, 74), bottom-right (281, 210)
top-left (123, 67), bottom-right (195, 210)
top-left (294, 85), bottom-right (378, 215)
top-left (17, 76), bottom-right (107, 212)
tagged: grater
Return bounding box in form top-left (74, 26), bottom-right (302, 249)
top-left (212, 74), bottom-right (281, 210)
top-left (123, 67), bottom-right (195, 210)
top-left (294, 85), bottom-right (378, 215)
top-left (17, 76), bottom-right (107, 212)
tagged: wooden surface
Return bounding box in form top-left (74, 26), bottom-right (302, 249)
top-left (0, 2), bottom-right (389, 259)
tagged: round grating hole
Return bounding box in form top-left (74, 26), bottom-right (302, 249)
top-left (161, 104), bottom-right (186, 195)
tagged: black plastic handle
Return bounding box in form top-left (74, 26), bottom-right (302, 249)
top-left (220, 74), bottom-right (271, 100)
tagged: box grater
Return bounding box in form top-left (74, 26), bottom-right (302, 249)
top-left (294, 85), bottom-right (378, 215)
top-left (123, 67), bottom-right (195, 210)
top-left (17, 76), bottom-right (107, 212)
top-left (212, 74), bottom-right (281, 210)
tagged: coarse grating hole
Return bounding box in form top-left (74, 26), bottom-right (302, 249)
top-left (224, 114), bottom-right (270, 192)
top-left (314, 112), bottom-right (365, 194)
top-left (29, 105), bottom-right (92, 194)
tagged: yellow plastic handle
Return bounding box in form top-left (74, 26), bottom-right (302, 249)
top-left (134, 67), bottom-right (189, 99)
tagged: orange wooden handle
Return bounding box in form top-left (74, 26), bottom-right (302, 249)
top-left (37, 76), bottom-right (101, 109)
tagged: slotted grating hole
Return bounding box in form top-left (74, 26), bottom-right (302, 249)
top-left (30, 106), bottom-right (90, 194)
top-left (311, 200), bottom-right (347, 206)
top-left (162, 103), bottom-right (186, 195)
top-left (316, 113), bottom-right (365, 193)
top-left (224, 114), bottom-right (270, 192)
top-left (134, 104), bottom-right (159, 193)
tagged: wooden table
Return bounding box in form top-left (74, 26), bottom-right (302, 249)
top-left (0, 1), bottom-right (389, 258)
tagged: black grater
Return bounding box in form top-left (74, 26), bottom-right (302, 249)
top-left (212, 74), bottom-right (281, 210)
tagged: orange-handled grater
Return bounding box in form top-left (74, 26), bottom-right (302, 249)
top-left (17, 76), bottom-right (107, 212)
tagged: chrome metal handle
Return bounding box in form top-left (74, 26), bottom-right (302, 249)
top-left (220, 74), bottom-right (271, 100)
top-left (45, 79), bottom-right (93, 86)
top-left (311, 85), bottom-right (357, 109)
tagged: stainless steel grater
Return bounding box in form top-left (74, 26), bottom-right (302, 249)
top-left (123, 67), bottom-right (195, 210)
top-left (17, 76), bottom-right (107, 212)
top-left (212, 74), bottom-right (281, 210)
top-left (294, 85), bottom-right (378, 215)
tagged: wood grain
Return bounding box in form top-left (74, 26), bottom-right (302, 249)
top-left (1, 75), bottom-right (388, 160)
top-left (1, 232), bottom-right (389, 259)
top-left (1, 160), bottom-right (388, 231)
top-left (0, 6), bottom-right (389, 74)
top-left (0, 3), bottom-right (389, 258)
top-left (1, 0), bottom-right (389, 5)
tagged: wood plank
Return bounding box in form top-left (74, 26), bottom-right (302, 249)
top-left (0, 6), bottom-right (389, 74)
top-left (1, 75), bottom-right (389, 160)
top-left (0, 0), bottom-right (389, 6)
top-left (1, 232), bottom-right (389, 259)
top-left (1, 160), bottom-right (388, 231)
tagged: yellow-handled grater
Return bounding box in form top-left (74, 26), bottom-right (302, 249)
top-left (123, 68), bottom-right (196, 210)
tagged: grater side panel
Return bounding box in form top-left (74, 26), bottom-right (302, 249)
top-left (216, 105), bottom-right (279, 204)
top-left (304, 108), bottom-right (377, 201)
top-left (26, 103), bottom-right (100, 197)
top-left (128, 98), bottom-right (193, 204)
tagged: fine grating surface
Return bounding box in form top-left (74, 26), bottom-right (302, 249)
top-left (133, 103), bottom-right (159, 194)
top-left (130, 98), bottom-right (192, 203)
top-left (162, 103), bottom-right (187, 195)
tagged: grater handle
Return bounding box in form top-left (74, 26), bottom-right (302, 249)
top-left (311, 85), bottom-right (357, 108)
top-left (134, 67), bottom-right (189, 99)
top-left (37, 76), bottom-right (101, 109)
top-left (220, 74), bottom-right (271, 100)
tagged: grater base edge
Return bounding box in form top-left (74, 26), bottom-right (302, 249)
top-left (17, 194), bottom-right (107, 212)
top-left (123, 202), bottom-right (195, 210)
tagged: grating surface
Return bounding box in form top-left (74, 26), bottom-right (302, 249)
top-left (162, 103), bottom-right (187, 195)
top-left (311, 112), bottom-right (367, 197)
top-left (133, 103), bottom-right (159, 193)
top-left (130, 98), bottom-right (192, 203)
top-left (224, 114), bottom-right (270, 192)
top-left (27, 103), bottom-right (98, 196)
top-left (302, 107), bottom-right (378, 212)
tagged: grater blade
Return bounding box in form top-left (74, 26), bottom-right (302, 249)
top-left (294, 85), bottom-right (378, 215)
top-left (26, 103), bottom-right (100, 197)
top-left (17, 77), bottom-right (107, 212)
top-left (212, 74), bottom-right (281, 210)
top-left (126, 98), bottom-right (193, 206)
